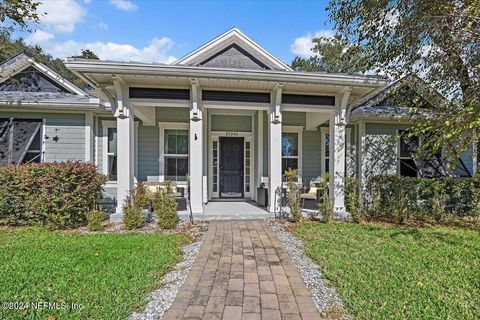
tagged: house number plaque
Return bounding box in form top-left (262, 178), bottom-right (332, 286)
top-left (225, 131), bottom-right (239, 137)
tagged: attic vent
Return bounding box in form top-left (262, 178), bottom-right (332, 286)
top-left (129, 87), bottom-right (190, 100)
top-left (282, 94), bottom-right (335, 106)
top-left (202, 90), bottom-right (270, 103)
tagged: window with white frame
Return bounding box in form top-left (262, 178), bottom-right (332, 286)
top-left (282, 127), bottom-right (302, 176)
top-left (107, 128), bottom-right (117, 181)
top-left (163, 128), bottom-right (189, 182)
top-left (102, 121), bottom-right (117, 181)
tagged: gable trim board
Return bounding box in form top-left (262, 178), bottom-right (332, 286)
top-left (173, 28), bottom-right (292, 71)
top-left (0, 53), bottom-right (87, 96)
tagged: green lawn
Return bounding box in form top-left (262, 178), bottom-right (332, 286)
top-left (0, 227), bottom-right (188, 319)
top-left (295, 222), bottom-right (480, 320)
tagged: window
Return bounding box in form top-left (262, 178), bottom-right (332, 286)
top-left (398, 130), bottom-right (419, 177)
top-left (164, 129), bottom-right (188, 181)
top-left (245, 141), bottom-right (251, 192)
top-left (282, 132), bottom-right (299, 173)
top-left (107, 128), bottom-right (117, 181)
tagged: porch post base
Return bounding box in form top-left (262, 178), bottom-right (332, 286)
top-left (333, 209), bottom-right (350, 220)
top-left (190, 205), bottom-right (204, 214)
top-left (110, 213), bottom-right (124, 223)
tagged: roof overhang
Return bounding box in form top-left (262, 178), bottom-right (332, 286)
top-left (65, 59), bottom-right (389, 100)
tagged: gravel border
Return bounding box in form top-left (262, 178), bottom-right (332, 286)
top-left (129, 232), bottom-right (206, 320)
top-left (268, 220), bottom-right (350, 319)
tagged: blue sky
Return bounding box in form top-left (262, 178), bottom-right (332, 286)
top-left (18, 0), bottom-right (333, 64)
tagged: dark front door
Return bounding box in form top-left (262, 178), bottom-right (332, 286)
top-left (220, 137), bottom-right (244, 198)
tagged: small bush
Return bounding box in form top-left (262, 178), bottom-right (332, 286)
top-left (134, 181), bottom-right (149, 209)
top-left (87, 211), bottom-right (105, 231)
top-left (0, 161), bottom-right (106, 229)
top-left (123, 194), bottom-right (144, 230)
top-left (153, 181), bottom-right (178, 229)
top-left (284, 169), bottom-right (302, 222)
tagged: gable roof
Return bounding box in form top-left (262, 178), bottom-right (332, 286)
top-left (349, 76), bottom-right (448, 121)
top-left (0, 53), bottom-right (102, 109)
top-left (0, 53), bottom-right (87, 96)
top-left (173, 28), bottom-right (292, 71)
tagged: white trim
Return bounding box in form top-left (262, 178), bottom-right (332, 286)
top-left (158, 122), bottom-right (189, 183)
top-left (101, 120), bottom-right (117, 179)
top-left (282, 125), bottom-right (303, 178)
top-left (207, 111), bottom-right (256, 200)
top-left (321, 126), bottom-right (352, 174)
top-left (41, 119), bottom-right (46, 162)
top-left (173, 28), bottom-right (292, 71)
top-left (84, 112), bottom-right (94, 163)
top-left (0, 53), bottom-right (88, 96)
top-left (358, 121), bottom-right (366, 186)
top-left (257, 110), bottom-right (264, 190)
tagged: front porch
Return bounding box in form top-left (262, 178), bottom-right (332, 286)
top-left (103, 100), bottom-right (355, 221)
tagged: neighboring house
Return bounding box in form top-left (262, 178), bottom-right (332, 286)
top-left (0, 28), bottom-right (475, 221)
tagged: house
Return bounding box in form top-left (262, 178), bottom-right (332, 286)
top-left (1, 28), bottom-right (475, 221)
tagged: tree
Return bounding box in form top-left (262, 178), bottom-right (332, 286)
top-left (0, 0), bottom-right (41, 31)
top-left (0, 31), bottom-right (85, 87)
top-left (310, 0), bottom-right (479, 162)
top-left (291, 35), bottom-right (368, 73)
top-left (73, 49), bottom-right (99, 60)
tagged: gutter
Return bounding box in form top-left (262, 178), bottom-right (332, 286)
top-left (65, 60), bottom-right (389, 88)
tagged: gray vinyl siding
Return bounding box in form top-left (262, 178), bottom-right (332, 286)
top-left (283, 111), bottom-right (305, 126)
top-left (363, 123), bottom-right (410, 178)
top-left (302, 130), bottom-right (322, 183)
top-left (138, 125), bottom-right (159, 181)
top-left (211, 115), bottom-right (252, 132)
top-left (0, 111), bottom-right (85, 162)
top-left (156, 107), bottom-right (189, 123)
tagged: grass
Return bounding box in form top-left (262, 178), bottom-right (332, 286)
top-left (295, 222), bottom-right (480, 320)
top-left (0, 227), bottom-right (188, 319)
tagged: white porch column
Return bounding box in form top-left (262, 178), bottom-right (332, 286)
top-left (268, 84), bottom-right (283, 213)
top-left (113, 77), bottom-right (135, 218)
top-left (329, 88), bottom-right (351, 218)
top-left (189, 79), bottom-right (204, 213)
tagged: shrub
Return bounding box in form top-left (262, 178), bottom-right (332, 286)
top-left (123, 194), bottom-right (144, 230)
top-left (153, 181), bottom-right (178, 229)
top-left (0, 161), bottom-right (106, 229)
top-left (284, 169), bottom-right (302, 222)
top-left (87, 211), bottom-right (105, 231)
top-left (366, 175), bottom-right (480, 222)
top-left (345, 177), bottom-right (365, 222)
top-left (134, 181), bottom-right (149, 209)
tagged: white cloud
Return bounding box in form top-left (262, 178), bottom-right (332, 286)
top-left (37, 0), bottom-right (86, 33)
top-left (41, 37), bottom-right (176, 63)
top-left (25, 29), bottom-right (55, 45)
top-left (290, 30), bottom-right (334, 57)
top-left (109, 0), bottom-right (137, 11)
top-left (98, 22), bottom-right (109, 30)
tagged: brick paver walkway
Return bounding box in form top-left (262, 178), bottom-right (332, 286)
top-left (163, 220), bottom-right (321, 320)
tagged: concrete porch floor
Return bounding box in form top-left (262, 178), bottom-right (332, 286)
top-left (179, 201), bottom-right (275, 221)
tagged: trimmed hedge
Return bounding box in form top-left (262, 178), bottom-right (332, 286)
top-left (366, 175), bottom-right (480, 222)
top-left (0, 161), bottom-right (107, 228)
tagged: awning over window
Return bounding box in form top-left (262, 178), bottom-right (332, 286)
top-left (0, 119), bottom-right (42, 166)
